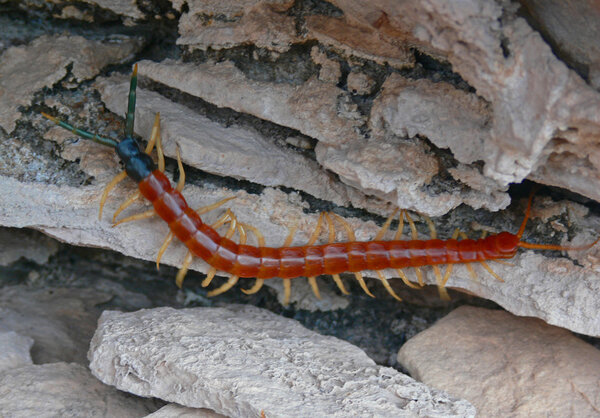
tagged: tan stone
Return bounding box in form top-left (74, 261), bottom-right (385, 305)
top-left (398, 306), bottom-right (600, 417)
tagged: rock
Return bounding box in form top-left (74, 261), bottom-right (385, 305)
top-left (330, 0), bottom-right (600, 204)
top-left (0, 34), bottom-right (141, 132)
top-left (0, 362), bottom-right (155, 417)
top-left (397, 306), bottom-right (600, 417)
top-left (146, 404), bottom-right (226, 418)
top-left (89, 306), bottom-right (475, 417)
top-left (311, 45), bottom-right (342, 84)
top-left (0, 286), bottom-right (110, 364)
top-left (93, 74), bottom-right (352, 207)
top-left (346, 70), bottom-right (375, 95)
top-left (136, 59), bottom-right (364, 147)
top-left (0, 227), bottom-right (59, 266)
top-left (176, 0), bottom-right (298, 52)
top-left (0, 331), bottom-right (34, 373)
top-left (82, 0), bottom-right (144, 19)
top-left (305, 14), bottom-right (413, 68)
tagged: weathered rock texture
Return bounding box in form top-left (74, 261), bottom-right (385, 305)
top-left (0, 34), bottom-right (141, 132)
top-left (146, 404), bottom-right (227, 418)
top-left (397, 306), bottom-right (600, 417)
top-left (89, 306), bottom-right (476, 417)
top-left (0, 362), bottom-right (155, 417)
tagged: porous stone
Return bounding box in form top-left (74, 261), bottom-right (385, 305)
top-left (330, 0), bottom-right (600, 204)
top-left (176, 0), bottom-right (297, 52)
top-left (0, 362), bottom-right (155, 417)
top-left (0, 286), bottom-right (110, 364)
top-left (89, 306), bottom-right (475, 417)
top-left (346, 70), bottom-right (375, 95)
top-left (0, 34), bottom-right (141, 132)
top-left (311, 46), bottom-right (342, 84)
top-left (136, 59), bottom-right (364, 147)
top-left (0, 331), bottom-right (34, 373)
top-left (397, 306), bottom-right (600, 417)
top-left (93, 74), bottom-right (351, 207)
top-left (82, 0), bottom-right (144, 19)
top-left (305, 14), bottom-right (413, 68)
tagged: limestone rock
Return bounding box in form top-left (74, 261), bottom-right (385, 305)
top-left (82, 0), bottom-right (144, 19)
top-left (0, 331), bottom-right (34, 373)
top-left (136, 59), bottom-right (364, 147)
top-left (330, 0), bottom-right (600, 204)
top-left (0, 362), bottom-right (155, 417)
top-left (0, 34), bottom-right (141, 132)
top-left (176, 0), bottom-right (298, 52)
top-left (89, 306), bottom-right (475, 417)
top-left (397, 306), bottom-right (600, 417)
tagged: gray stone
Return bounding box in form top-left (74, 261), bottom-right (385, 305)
top-left (82, 0), bottom-right (144, 19)
top-left (398, 306), bottom-right (600, 417)
top-left (0, 331), bottom-right (34, 372)
top-left (89, 306), bottom-right (475, 417)
top-left (0, 34), bottom-right (141, 132)
top-left (0, 286), bottom-right (110, 364)
top-left (0, 362), bottom-right (155, 417)
top-left (136, 59), bottom-right (364, 147)
top-left (0, 227), bottom-right (59, 266)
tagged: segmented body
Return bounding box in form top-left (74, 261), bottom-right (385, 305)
top-left (135, 165), bottom-right (520, 280)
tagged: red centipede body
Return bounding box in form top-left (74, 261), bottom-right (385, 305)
top-left (139, 169), bottom-right (521, 280)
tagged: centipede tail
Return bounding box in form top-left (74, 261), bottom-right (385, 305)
top-left (41, 64), bottom-right (599, 304)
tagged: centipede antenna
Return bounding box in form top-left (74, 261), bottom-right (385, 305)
top-left (124, 64), bottom-right (138, 138)
top-left (41, 112), bottom-right (118, 148)
top-left (516, 189), bottom-right (536, 239)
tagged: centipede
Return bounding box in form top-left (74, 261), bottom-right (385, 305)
top-left (42, 64), bottom-right (599, 304)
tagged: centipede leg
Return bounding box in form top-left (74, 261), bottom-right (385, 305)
top-left (156, 231), bottom-right (174, 269)
top-left (404, 212), bottom-right (425, 286)
top-left (280, 223), bottom-right (298, 305)
top-left (208, 223), bottom-right (246, 297)
top-left (393, 211), bottom-right (421, 289)
top-left (240, 222), bottom-right (266, 295)
top-left (458, 232), bottom-right (479, 280)
top-left (440, 228), bottom-right (461, 286)
top-left (112, 208), bottom-right (156, 227)
top-left (478, 229), bottom-right (504, 282)
top-left (112, 191), bottom-right (142, 223)
top-left (202, 210), bottom-right (237, 288)
top-left (99, 171), bottom-right (128, 220)
top-left (422, 213), bottom-right (450, 300)
top-left (175, 251), bottom-right (193, 288)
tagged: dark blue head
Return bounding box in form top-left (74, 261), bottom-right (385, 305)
top-left (116, 136), bottom-right (156, 182)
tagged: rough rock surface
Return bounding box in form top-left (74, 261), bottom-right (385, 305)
top-left (0, 34), bottom-right (141, 132)
top-left (0, 331), bottom-right (34, 373)
top-left (0, 362), bottom-right (155, 417)
top-left (329, 0), bottom-right (600, 203)
top-left (0, 286), bottom-right (110, 364)
top-left (89, 306), bottom-right (476, 417)
top-left (397, 306), bottom-right (600, 417)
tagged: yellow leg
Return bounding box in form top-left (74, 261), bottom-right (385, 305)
top-left (239, 222), bottom-right (266, 295)
top-left (112, 190), bottom-right (142, 223)
top-left (441, 228), bottom-right (461, 287)
top-left (421, 213), bottom-right (450, 300)
top-left (376, 270), bottom-right (402, 301)
top-left (206, 223), bottom-right (247, 296)
top-left (375, 209), bottom-right (399, 240)
top-left (98, 171), bottom-right (128, 220)
top-left (282, 279), bottom-right (292, 306)
top-left (156, 231), bottom-right (174, 269)
top-left (154, 114), bottom-right (165, 173)
top-left (308, 276), bottom-right (321, 299)
top-left (480, 261), bottom-right (504, 282)
top-left (458, 231), bottom-right (479, 280)
top-left (326, 213), bottom-right (358, 296)
top-left (112, 208), bottom-right (155, 227)
top-left (404, 212), bottom-right (425, 286)
top-left (175, 146), bottom-right (185, 192)
top-left (207, 275), bottom-right (240, 297)
top-left (201, 210), bottom-right (237, 288)
top-left (390, 210), bottom-right (422, 290)
top-left (145, 113), bottom-right (161, 154)
top-left (175, 251), bottom-right (193, 288)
